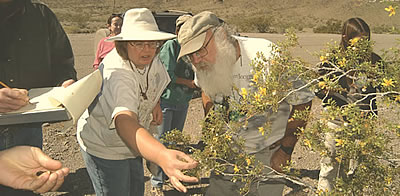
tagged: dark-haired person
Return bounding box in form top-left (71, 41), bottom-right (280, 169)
top-left (316, 17), bottom-right (382, 192)
top-left (0, 0), bottom-right (76, 194)
top-left (93, 13), bottom-right (123, 69)
top-left (77, 8), bottom-right (198, 196)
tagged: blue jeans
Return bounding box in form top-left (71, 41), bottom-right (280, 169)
top-left (150, 100), bottom-right (189, 188)
top-left (81, 149), bottom-right (144, 196)
top-left (0, 125), bottom-right (43, 195)
top-left (0, 125), bottom-right (43, 150)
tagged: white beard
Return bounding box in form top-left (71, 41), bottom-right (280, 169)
top-left (195, 35), bottom-right (237, 100)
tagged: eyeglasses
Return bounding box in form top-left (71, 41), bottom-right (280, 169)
top-left (188, 27), bottom-right (218, 62)
top-left (129, 41), bottom-right (162, 50)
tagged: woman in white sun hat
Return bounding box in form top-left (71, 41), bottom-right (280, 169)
top-left (77, 8), bottom-right (198, 196)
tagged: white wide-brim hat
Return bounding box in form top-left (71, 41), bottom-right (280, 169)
top-left (107, 8), bottom-right (176, 41)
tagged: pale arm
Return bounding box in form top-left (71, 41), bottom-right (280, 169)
top-left (114, 111), bottom-right (198, 192)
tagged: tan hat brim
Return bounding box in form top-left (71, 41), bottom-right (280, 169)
top-left (106, 31), bottom-right (176, 42)
top-left (178, 32), bottom-right (207, 60)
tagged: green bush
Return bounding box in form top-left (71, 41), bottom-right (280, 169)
top-left (313, 18), bottom-right (342, 34)
top-left (373, 24), bottom-right (400, 34)
top-left (234, 15), bottom-right (275, 33)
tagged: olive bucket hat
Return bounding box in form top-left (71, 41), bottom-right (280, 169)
top-left (177, 11), bottom-right (221, 60)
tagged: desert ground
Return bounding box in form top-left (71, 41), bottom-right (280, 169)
top-left (41, 32), bottom-right (400, 196)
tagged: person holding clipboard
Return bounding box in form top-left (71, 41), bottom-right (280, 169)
top-left (0, 0), bottom-right (76, 194)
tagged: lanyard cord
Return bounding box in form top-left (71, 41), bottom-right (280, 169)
top-left (128, 60), bottom-right (152, 100)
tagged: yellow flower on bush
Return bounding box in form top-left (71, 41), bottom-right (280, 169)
top-left (350, 37), bottom-right (360, 46)
top-left (318, 81), bottom-right (326, 89)
top-left (254, 94), bottom-right (261, 102)
top-left (335, 156), bottom-right (342, 163)
top-left (258, 127), bottom-right (265, 136)
top-left (246, 158), bottom-right (252, 166)
top-left (304, 139), bottom-right (312, 149)
top-left (385, 177), bottom-right (393, 185)
top-left (252, 74), bottom-right (259, 83)
top-left (316, 189), bottom-right (328, 195)
top-left (270, 59), bottom-right (276, 65)
top-left (335, 139), bottom-right (344, 147)
top-left (319, 55), bottom-right (327, 63)
top-left (234, 165), bottom-right (240, 173)
top-left (395, 95), bottom-right (400, 102)
top-left (240, 88), bottom-right (248, 99)
top-left (259, 87), bottom-right (267, 96)
top-left (338, 58), bottom-right (346, 67)
top-left (385, 5), bottom-right (396, 17)
top-left (362, 86), bottom-right (367, 92)
top-left (381, 78), bottom-right (395, 87)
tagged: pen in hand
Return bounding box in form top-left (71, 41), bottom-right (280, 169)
top-left (0, 81), bottom-right (30, 104)
top-left (0, 81), bottom-right (10, 89)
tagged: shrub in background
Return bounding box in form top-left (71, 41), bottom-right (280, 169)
top-left (313, 18), bottom-right (342, 34)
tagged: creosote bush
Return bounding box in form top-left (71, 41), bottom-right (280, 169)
top-left (164, 28), bottom-right (400, 195)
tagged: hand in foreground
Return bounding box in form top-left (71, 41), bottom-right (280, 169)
top-left (0, 88), bottom-right (29, 113)
top-left (157, 149), bottom-right (198, 192)
top-left (0, 146), bottom-right (69, 193)
top-left (270, 147), bottom-right (291, 173)
top-left (61, 79), bottom-right (75, 88)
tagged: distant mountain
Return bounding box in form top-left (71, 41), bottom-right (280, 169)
top-left (42, 0), bottom-right (400, 33)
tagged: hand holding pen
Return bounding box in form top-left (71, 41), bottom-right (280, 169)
top-left (0, 81), bottom-right (29, 113)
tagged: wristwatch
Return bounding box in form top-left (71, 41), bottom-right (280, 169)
top-left (279, 145), bottom-right (294, 154)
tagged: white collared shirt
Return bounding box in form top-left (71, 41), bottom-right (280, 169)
top-left (77, 49), bottom-right (170, 160)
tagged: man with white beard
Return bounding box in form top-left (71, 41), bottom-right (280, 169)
top-left (178, 11), bottom-right (314, 196)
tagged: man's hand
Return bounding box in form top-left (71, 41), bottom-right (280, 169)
top-left (201, 91), bottom-right (213, 116)
top-left (0, 146), bottom-right (69, 193)
top-left (151, 101), bottom-right (162, 125)
top-left (176, 77), bottom-right (197, 89)
top-left (0, 88), bottom-right (29, 113)
top-left (270, 147), bottom-right (292, 173)
top-left (61, 79), bottom-right (75, 88)
top-left (156, 149), bottom-right (198, 192)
